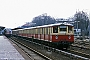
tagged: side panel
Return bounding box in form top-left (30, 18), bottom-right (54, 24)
top-left (50, 35), bottom-right (52, 41)
top-left (38, 34), bottom-right (41, 39)
top-left (41, 34), bottom-right (44, 40)
top-left (52, 35), bottom-right (74, 42)
top-left (35, 34), bottom-right (38, 38)
top-left (45, 35), bottom-right (48, 40)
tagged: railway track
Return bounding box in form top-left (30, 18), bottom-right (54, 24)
top-left (7, 36), bottom-right (90, 60)
top-left (67, 49), bottom-right (90, 58)
top-left (8, 37), bottom-right (51, 60)
top-left (74, 39), bottom-right (90, 48)
top-left (71, 44), bottom-right (90, 50)
top-left (70, 44), bottom-right (90, 54)
top-left (8, 36), bottom-right (70, 60)
top-left (69, 39), bottom-right (90, 57)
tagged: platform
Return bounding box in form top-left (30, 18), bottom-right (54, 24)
top-left (0, 36), bottom-right (25, 60)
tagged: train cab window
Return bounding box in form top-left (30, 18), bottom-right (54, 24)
top-left (53, 26), bottom-right (58, 33)
top-left (68, 26), bottom-right (72, 33)
top-left (60, 26), bottom-right (67, 33)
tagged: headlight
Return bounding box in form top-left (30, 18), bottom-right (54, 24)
top-left (55, 35), bottom-right (58, 39)
top-left (68, 35), bottom-right (71, 39)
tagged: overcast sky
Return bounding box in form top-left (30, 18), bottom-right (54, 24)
top-left (0, 0), bottom-right (90, 28)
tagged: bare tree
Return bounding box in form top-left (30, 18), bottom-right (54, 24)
top-left (74, 11), bottom-right (89, 36)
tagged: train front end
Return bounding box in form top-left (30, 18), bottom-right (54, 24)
top-left (52, 23), bottom-right (74, 49)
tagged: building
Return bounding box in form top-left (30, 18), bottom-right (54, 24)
top-left (0, 26), bottom-right (5, 35)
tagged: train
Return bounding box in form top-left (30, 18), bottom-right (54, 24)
top-left (3, 28), bottom-right (12, 37)
top-left (9, 23), bottom-right (74, 49)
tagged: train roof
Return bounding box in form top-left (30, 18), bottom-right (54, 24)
top-left (0, 26), bottom-right (5, 30)
top-left (12, 27), bottom-right (23, 30)
top-left (36, 22), bottom-right (73, 28)
top-left (13, 22), bottom-right (73, 31)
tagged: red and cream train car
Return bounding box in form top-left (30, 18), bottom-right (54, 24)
top-left (12, 23), bottom-right (74, 49)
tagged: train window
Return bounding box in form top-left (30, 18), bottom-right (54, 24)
top-left (42, 28), bottom-right (43, 34)
top-left (27, 30), bottom-right (29, 34)
top-left (24, 30), bottom-right (26, 33)
top-left (25, 30), bottom-right (26, 33)
top-left (34, 29), bottom-right (35, 34)
top-left (43, 28), bottom-right (45, 34)
top-left (37, 28), bottom-right (40, 34)
top-left (32, 29), bottom-right (33, 34)
top-left (30, 29), bottom-right (31, 34)
top-left (53, 26), bottom-right (58, 33)
top-left (29, 29), bottom-right (31, 34)
top-left (21, 30), bottom-right (22, 33)
top-left (60, 26), bottom-right (67, 33)
top-left (39, 28), bottom-right (40, 34)
top-left (19, 30), bottom-right (21, 33)
top-left (46, 27), bottom-right (48, 34)
top-left (37, 28), bottom-right (39, 34)
top-left (23, 30), bottom-right (25, 33)
top-left (42, 28), bottom-right (44, 34)
top-left (19, 30), bottom-right (20, 34)
top-left (40, 28), bottom-right (42, 34)
top-left (44, 28), bottom-right (45, 34)
top-left (35, 29), bottom-right (36, 34)
top-left (35, 29), bottom-right (37, 34)
top-left (68, 26), bottom-right (72, 33)
top-left (43, 28), bottom-right (44, 34)
top-left (51, 27), bottom-right (52, 33)
top-left (49, 27), bottom-right (50, 34)
top-left (23, 30), bottom-right (24, 33)
top-left (21, 30), bottom-right (22, 34)
top-left (25, 30), bottom-right (27, 33)
top-left (31, 30), bottom-right (32, 34)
